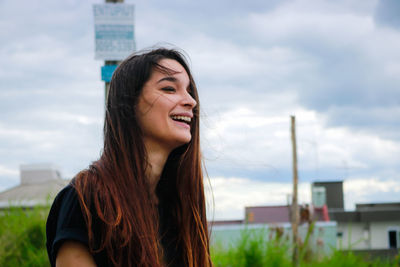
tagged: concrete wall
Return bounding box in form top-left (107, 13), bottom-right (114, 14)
top-left (370, 221), bottom-right (400, 249)
top-left (337, 221), bottom-right (400, 250)
top-left (211, 222), bottom-right (337, 256)
top-left (336, 222), bottom-right (368, 250)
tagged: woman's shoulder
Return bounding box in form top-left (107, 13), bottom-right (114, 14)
top-left (46, 179), bottom-right (90, 266)
top-left (57, 179), bottom-right (76, 195)
top-left (48, 173), bottom-right (97, 222)
top-left (50, 180), bottom-right (76, 209)
top-left (47, 179), bottom-right (85, 229)
top-left (51, 177), bottom-right (84, 209)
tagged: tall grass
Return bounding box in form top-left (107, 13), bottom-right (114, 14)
top-left (0, 205), bottom-right (50, 267)
top-left (211, 227), bottom-right (292, 267)
top-left (211, 226), bottom-right (399, 267)
top-left (0, 206), bottom-right (398, 267)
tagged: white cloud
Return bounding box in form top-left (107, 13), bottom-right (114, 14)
top-left (0, 0), bottom-right (400, 212)
top-left (0, 165), bottom-right (19, 191)
top-left (183, 34), bottom-right (316, 91)
top-left (344, 177), bottom-right (400, 210)
top-left (40, 111), bottom-right (103, 126)
top-left (0, 123), bottom-right (56, 143)
top-left (206, 176), bottom-right (311, 220)
top-left (0, 165), bottom-right (19, 177)
top-left (247, 3), bottom-right (374, 45)
top-left (202, 105), bottom-right (400, 177)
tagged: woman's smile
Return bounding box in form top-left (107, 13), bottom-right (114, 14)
top-left (170, 113), bottom-right (192, 129)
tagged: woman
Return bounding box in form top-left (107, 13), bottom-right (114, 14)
top-left (46, 48), bottom-right (212, 267)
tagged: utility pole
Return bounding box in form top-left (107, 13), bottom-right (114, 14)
top-left (104, 0), bottom-right (124, 102)
top-left (291, 115), bottom-right (300, 266)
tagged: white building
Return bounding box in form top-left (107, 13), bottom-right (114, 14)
top-left (331, 203), bottom-right (400, 250)
top-left (312, 181), bottom-right (400, 250)
top-left (0, 163), bottom-right (70, 208)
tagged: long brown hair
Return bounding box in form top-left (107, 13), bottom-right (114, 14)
top-left (73, 48), bottom-right (212, 267)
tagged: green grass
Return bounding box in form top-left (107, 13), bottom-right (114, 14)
top-left (0, 205), bottom-right (50, 267)
top-left (211, 227), bottom-right (292, 267)
top-left (0, 206), bottom-right (399, 267)
top-left (211, 226), bottom-right (400, 267)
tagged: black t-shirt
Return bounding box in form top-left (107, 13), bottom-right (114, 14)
top-left (46, 183), bottom-right (184, 267)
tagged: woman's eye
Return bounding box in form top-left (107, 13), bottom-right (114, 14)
top-left (161, 86), bottom-right (175, 92)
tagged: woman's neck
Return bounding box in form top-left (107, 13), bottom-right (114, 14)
top-left (144, 142), bottom-right (171, 203)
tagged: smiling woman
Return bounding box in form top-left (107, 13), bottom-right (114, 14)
top-left (45, 48), bottom-right (212, 267)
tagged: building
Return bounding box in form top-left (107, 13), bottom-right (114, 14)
top-left (312, 181), bottom-right (400, 250)
top-left (0, 163), bottom-right (69, 209)
top-left (312, 181), bottom-right (344, 211)
top-left (210, 202), bottom-right (336, 254)
top-left (211, 221), bottom-right (337, 255)
top-left (330, 203), bottom-right (400, 250)
top-left (211, 179), bottom-right (400, 256)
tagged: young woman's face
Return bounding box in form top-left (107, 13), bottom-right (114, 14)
top-left (136, 59), bottom-right (197, 151)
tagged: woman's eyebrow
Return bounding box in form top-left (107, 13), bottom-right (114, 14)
top-left (157, 76), bottom-right (190, 89)
top-left (157, 76), bottom-right (177, 83)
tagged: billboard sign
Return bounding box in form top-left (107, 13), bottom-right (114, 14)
top-left (93, 4), bottom-right (135, 60)
top-left (101, 65), bottom-right (118, 82)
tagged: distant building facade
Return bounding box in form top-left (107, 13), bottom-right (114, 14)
top-left (0, 163), bottom-right (70, 209)
top-left (331, 202), bottom-right (400, 250)
top-left (211, 179), bottom-right (400, 254)
top-left (312, 180), bottom-right (400, 250)
top-left (210, 198), bottom-right (336, 255)
top-left (312, 181), bottom-right (344, 211)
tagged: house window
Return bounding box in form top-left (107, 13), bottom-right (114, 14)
top-left (388, 230), bottom-right (398, 249)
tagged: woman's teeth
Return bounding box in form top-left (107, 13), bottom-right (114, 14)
top-left (171, 115), bottom-right (191, 123)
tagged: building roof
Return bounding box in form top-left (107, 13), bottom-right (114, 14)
top-left (0, 179), bottom-right (70, 208)
top-left (329, 209), bottom-right (400, 222)
top-left (355, 202), bottom-right (400, 211)
top-left (0, 163), bottom-right (70, 208)
top-left (329, 202), bottom-right (400, 222)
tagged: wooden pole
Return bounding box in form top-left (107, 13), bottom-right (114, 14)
top-left (291, 115), bottom-right (300, 266)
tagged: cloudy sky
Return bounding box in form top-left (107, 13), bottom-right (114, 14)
top-left (1, 0), bottom-right (400, 219)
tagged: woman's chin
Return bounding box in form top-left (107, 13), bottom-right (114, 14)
top-left (170, 135), bottom-right (192, 149)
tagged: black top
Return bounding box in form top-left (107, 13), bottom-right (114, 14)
top-left (46, 183), bottom-right (184, 267)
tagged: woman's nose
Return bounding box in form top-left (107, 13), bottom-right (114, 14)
top-left (182, 91), bottom-right (197, 108)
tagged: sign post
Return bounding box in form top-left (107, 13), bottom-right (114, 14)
top-left (93, 0), bottom-right (135, 103)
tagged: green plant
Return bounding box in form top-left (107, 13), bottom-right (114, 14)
top-left (0, 205), bottom-right (50, 267)
top-left (211, 226), bottom-right (398, 267)
top-left (211, 226), bottom-right (292, 267)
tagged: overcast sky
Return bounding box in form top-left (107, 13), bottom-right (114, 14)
top-left (1, 0), bottom-right (400, 219)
